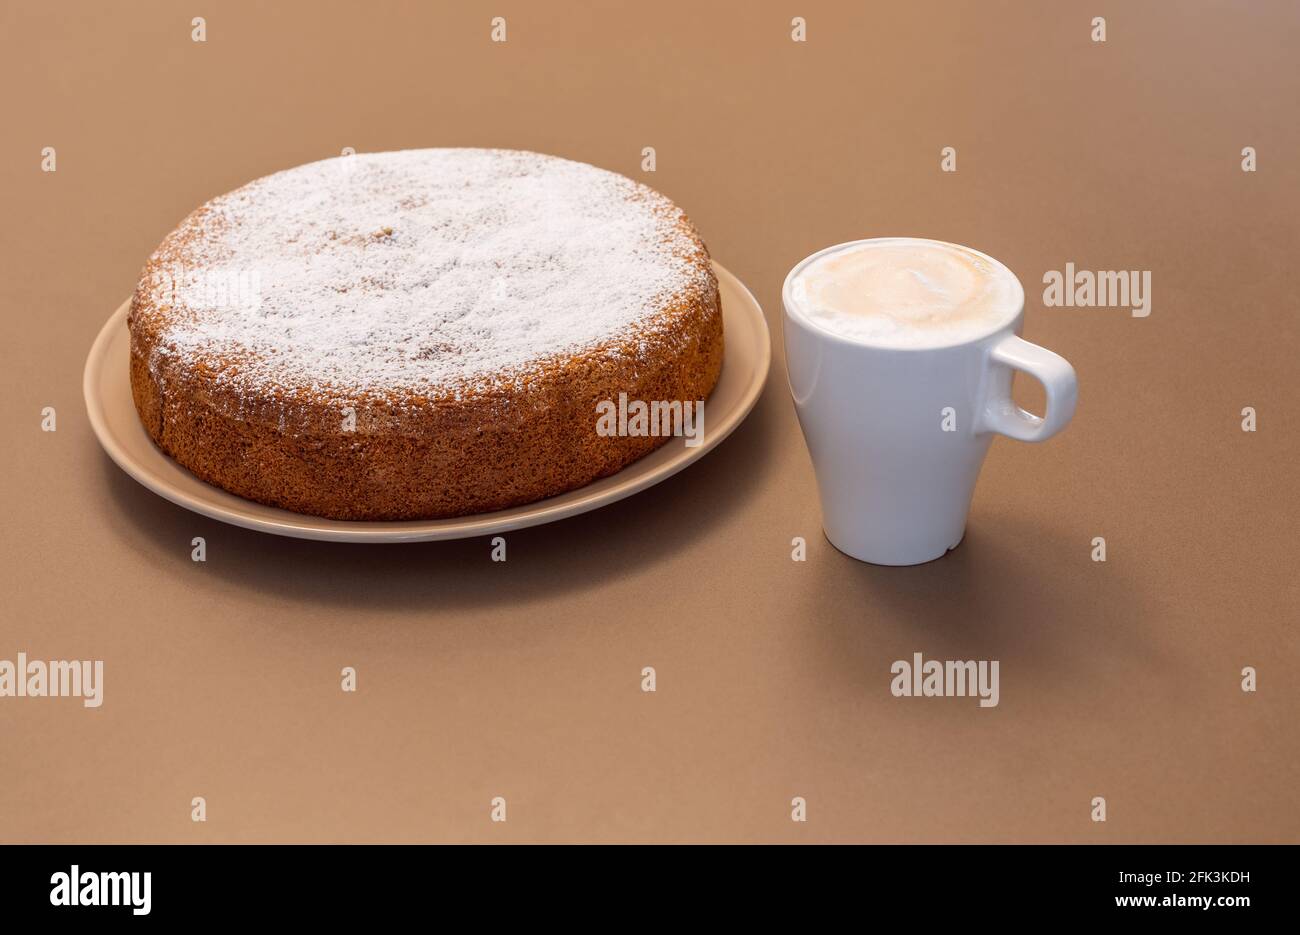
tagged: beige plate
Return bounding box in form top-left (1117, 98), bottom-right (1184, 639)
top-left (84, 262), bottom-right (771, 542)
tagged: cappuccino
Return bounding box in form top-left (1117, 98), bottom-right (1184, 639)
top-left (783, 237), bottom-right (1077, 565)
top-left (786, 238), bottom-right (1022, 348)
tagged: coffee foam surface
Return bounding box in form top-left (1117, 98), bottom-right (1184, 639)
top-left (788, 239), bottom-right (1021, 347)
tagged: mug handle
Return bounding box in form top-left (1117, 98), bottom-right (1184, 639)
top-left (976, 334), bottom-right (1078, 442)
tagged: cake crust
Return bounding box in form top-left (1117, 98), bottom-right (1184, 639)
top-left (128, 149), bottom-right (724, 520)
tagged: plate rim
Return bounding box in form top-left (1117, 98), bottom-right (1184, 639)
top-left (83, 260), bottom-right (771, 542)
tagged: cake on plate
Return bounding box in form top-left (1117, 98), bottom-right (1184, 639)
top-left (127, 148), bottom-right (724, 520)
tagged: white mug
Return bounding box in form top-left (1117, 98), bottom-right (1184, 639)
top-left (782, 238), bottom-right (1078, 565)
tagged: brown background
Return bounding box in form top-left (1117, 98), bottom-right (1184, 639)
top-left (2, 0), bottom-right (1297, 843)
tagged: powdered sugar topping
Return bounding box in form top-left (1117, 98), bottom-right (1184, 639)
top-left (143, 149), bottom-right (712, 403)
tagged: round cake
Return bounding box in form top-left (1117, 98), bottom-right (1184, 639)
top-left (128, 148), bottom-right (724, 520)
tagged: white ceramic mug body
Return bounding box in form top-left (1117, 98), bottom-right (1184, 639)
top-left (782, 239), bottom-right (1077, 566)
